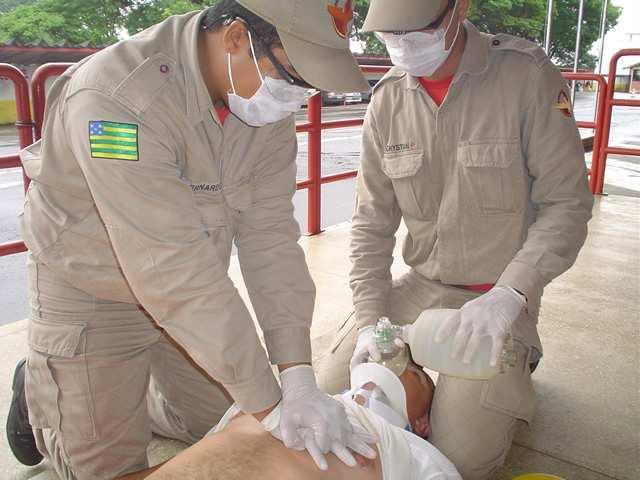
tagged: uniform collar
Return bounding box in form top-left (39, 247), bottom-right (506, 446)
top-left (402, 20), bottom-right (490, 90)
top-left (457, 21), bottom-right (490, 77)
top-left (182, 10), bottom-right (216, 125)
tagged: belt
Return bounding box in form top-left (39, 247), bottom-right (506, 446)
top-left (453, 283), bottom-right (495, 293)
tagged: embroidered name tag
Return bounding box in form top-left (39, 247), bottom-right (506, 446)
top-left (191, 183), bottom-right (223, 193)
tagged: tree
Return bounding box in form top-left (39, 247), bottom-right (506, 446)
top-left (0, 0), bottom-right (129, 45)
top-left (547, 0), bottom-right (621, 69)
top-left (352, 0), bottom-right (622, 70)
top-left (125, 0), bottom-right (208, 35)
top-left (0, 0), bottom-right (36, 14)
top-left (353, 0), bottom-right (386, 55)
top-left (0, 0), bottom-right (622, 70)
top-left (0, 0), bottom-right (216, 45)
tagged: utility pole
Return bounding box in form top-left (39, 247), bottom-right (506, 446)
top-left (544, 0), bottom-right (554, 54)
top-left (597, 0), bottom-right (609, 74)
top-left (572, 0), bottom-right (586, 105)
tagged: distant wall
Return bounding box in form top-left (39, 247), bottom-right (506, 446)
top-left (631, 67), bottom-right (640, 94)
top-left (614, 74), bottom-right (630, 93)
top-left (0, 75), bottom-right (19, 124)
top-left (0, 65), bottom-right (58, 125)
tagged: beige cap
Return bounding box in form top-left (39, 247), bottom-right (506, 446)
top-left (362, 0), bottom-right (448, 32)
top-left (236, 0), bottom-right (369, 92)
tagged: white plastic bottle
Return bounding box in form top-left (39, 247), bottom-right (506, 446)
top-left (401, 309), bottom-right (517, 380)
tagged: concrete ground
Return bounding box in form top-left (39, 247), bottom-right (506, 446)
top-left (1, 194), bottom-right (638, 479)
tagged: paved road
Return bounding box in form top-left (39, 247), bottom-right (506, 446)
top-left (0, 93), bottom-right (638, 325)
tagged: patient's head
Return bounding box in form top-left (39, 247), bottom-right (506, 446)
top-left (353, 357), bottom-right (435, 439)
top-left (399, 360), bottom-right (435, 438)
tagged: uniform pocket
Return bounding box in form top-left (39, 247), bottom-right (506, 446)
top-left (224, 179), bottom-right (253, 213)
top-left (25, 318), bottom-right (98, 440)
top-left (193, 194), bottom-right (227, 230)
top-left (382, 152), bottom-right (435, 220)
top-left (480, 341), bottom-right (536, 423)
top-left (457, 139), bottom-right (525, 215)
top-left (192, 193), bottom-right (233, 266)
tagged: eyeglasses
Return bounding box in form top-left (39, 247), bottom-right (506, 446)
top-left (384, 0), bottom-right (455, 35)
top-left (202, 14), bottom-right (313, 89)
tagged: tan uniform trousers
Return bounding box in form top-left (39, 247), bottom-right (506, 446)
top-left (24, 257), bottom-right (232, 480)
top-left (317, 270), bottom-right (537, 480)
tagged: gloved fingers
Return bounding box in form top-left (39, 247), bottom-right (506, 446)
top-left (350, 422), bottom-right (378, 446)
top-left (435, 310), bottom-right (461, 344)
top-left (330, 439), bottom-right (357, 467)
top-left (462, 333), bottom-right (483, 365)
top-left (350, 349), bottom-right (368, 371)
top-left (394, 337), bottom-right (405, 348)
top-left (311, 418), bottom-right (331, 453)
top-left (281, 418), bottom-right (303, 448)
top-left (346, 436), bottom-right (377, 460)
top-left (489, 334), bottom-right (506, 367)
top-left (450, 322), bottom-right (472, 361)
top-left (302, 428), bottom-right (329, 471)
top-left (368, 342), bottom-right (381, 362)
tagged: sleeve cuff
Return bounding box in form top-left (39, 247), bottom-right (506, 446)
top-left (353, 300), bottom-right (386, 329)
top-left (263, 327), bottom-right (312, 365)
top-left (497, 260), bottom-right (546, 307)
top-left (224, 366), bottom-right (281, 414)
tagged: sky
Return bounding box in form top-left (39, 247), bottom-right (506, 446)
top-left (593, 0), bottom-right (640, 73)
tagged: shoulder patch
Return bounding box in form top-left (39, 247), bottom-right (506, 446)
top-left (490, 34), bottom-right (549, 68)
top-left (112, 53), bottom-right (176, 116)
top-left (89, 121), bottom-right (139, 161)
top-left (553, 90), bottom-right (573, 118)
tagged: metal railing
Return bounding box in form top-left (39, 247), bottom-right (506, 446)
top-left (295, 65), bottom-right (388, 235)
top-left (562, 72), bottom-right (607, 194)
top-left (0, 56), bottom-right (625, 252)
top-left (31, 63), bottom-right (71, 141)
top-left (594, 48), bottom-right (640, 195)
top-left (0, 64), bottom-right (33, 256)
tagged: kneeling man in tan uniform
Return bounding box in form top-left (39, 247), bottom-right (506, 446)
top-left (317, 0), bottom-right (594, 478)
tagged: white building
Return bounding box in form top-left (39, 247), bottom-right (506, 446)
top-left (593, 0), bottom-right (640, 77)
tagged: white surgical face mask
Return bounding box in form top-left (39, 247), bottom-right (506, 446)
top-left (376, 1), bottom-right (461, 77)
top-left (227, 30), bottom-right (308, 127)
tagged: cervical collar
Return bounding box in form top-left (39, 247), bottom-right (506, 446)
top-left (350, 362), bottom-right (410, 428)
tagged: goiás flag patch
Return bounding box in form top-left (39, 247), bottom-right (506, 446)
top-left (89, 121), bottom-right (139, 161)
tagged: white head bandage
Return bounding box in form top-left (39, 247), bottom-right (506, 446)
top-left (350, 362), bottom-right (410, 428)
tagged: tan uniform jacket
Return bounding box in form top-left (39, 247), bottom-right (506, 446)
top-left (351, 22), bottom-right (594, 351)
top-left (19, 11), bottom-right (316, 413)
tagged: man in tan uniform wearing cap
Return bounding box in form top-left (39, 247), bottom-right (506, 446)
top-left (6, 1), bottom-right (378, 479)
top-left (317, 0), bottom-right (594, 478)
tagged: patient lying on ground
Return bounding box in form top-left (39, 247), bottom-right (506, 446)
top-left (148, 356), bottom-right (460, 480)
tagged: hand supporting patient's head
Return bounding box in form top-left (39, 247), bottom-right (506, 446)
top-left (399, 361), bottom-right (435, 438)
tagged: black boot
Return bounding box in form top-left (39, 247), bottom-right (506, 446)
top-left (6, 358), bottom-right (43, 466)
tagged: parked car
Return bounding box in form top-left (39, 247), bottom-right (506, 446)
top-left (322, 91), bottom-right (346, 106)
top-left (300, 89), bottom-right (315, 108)
top-left (344, 92), bottom-right (362, 104)
top-left (361, 79), bottom-right (380, 103)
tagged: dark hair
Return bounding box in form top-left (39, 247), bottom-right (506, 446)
top-left (201, 0), bottom-right (282, 58)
